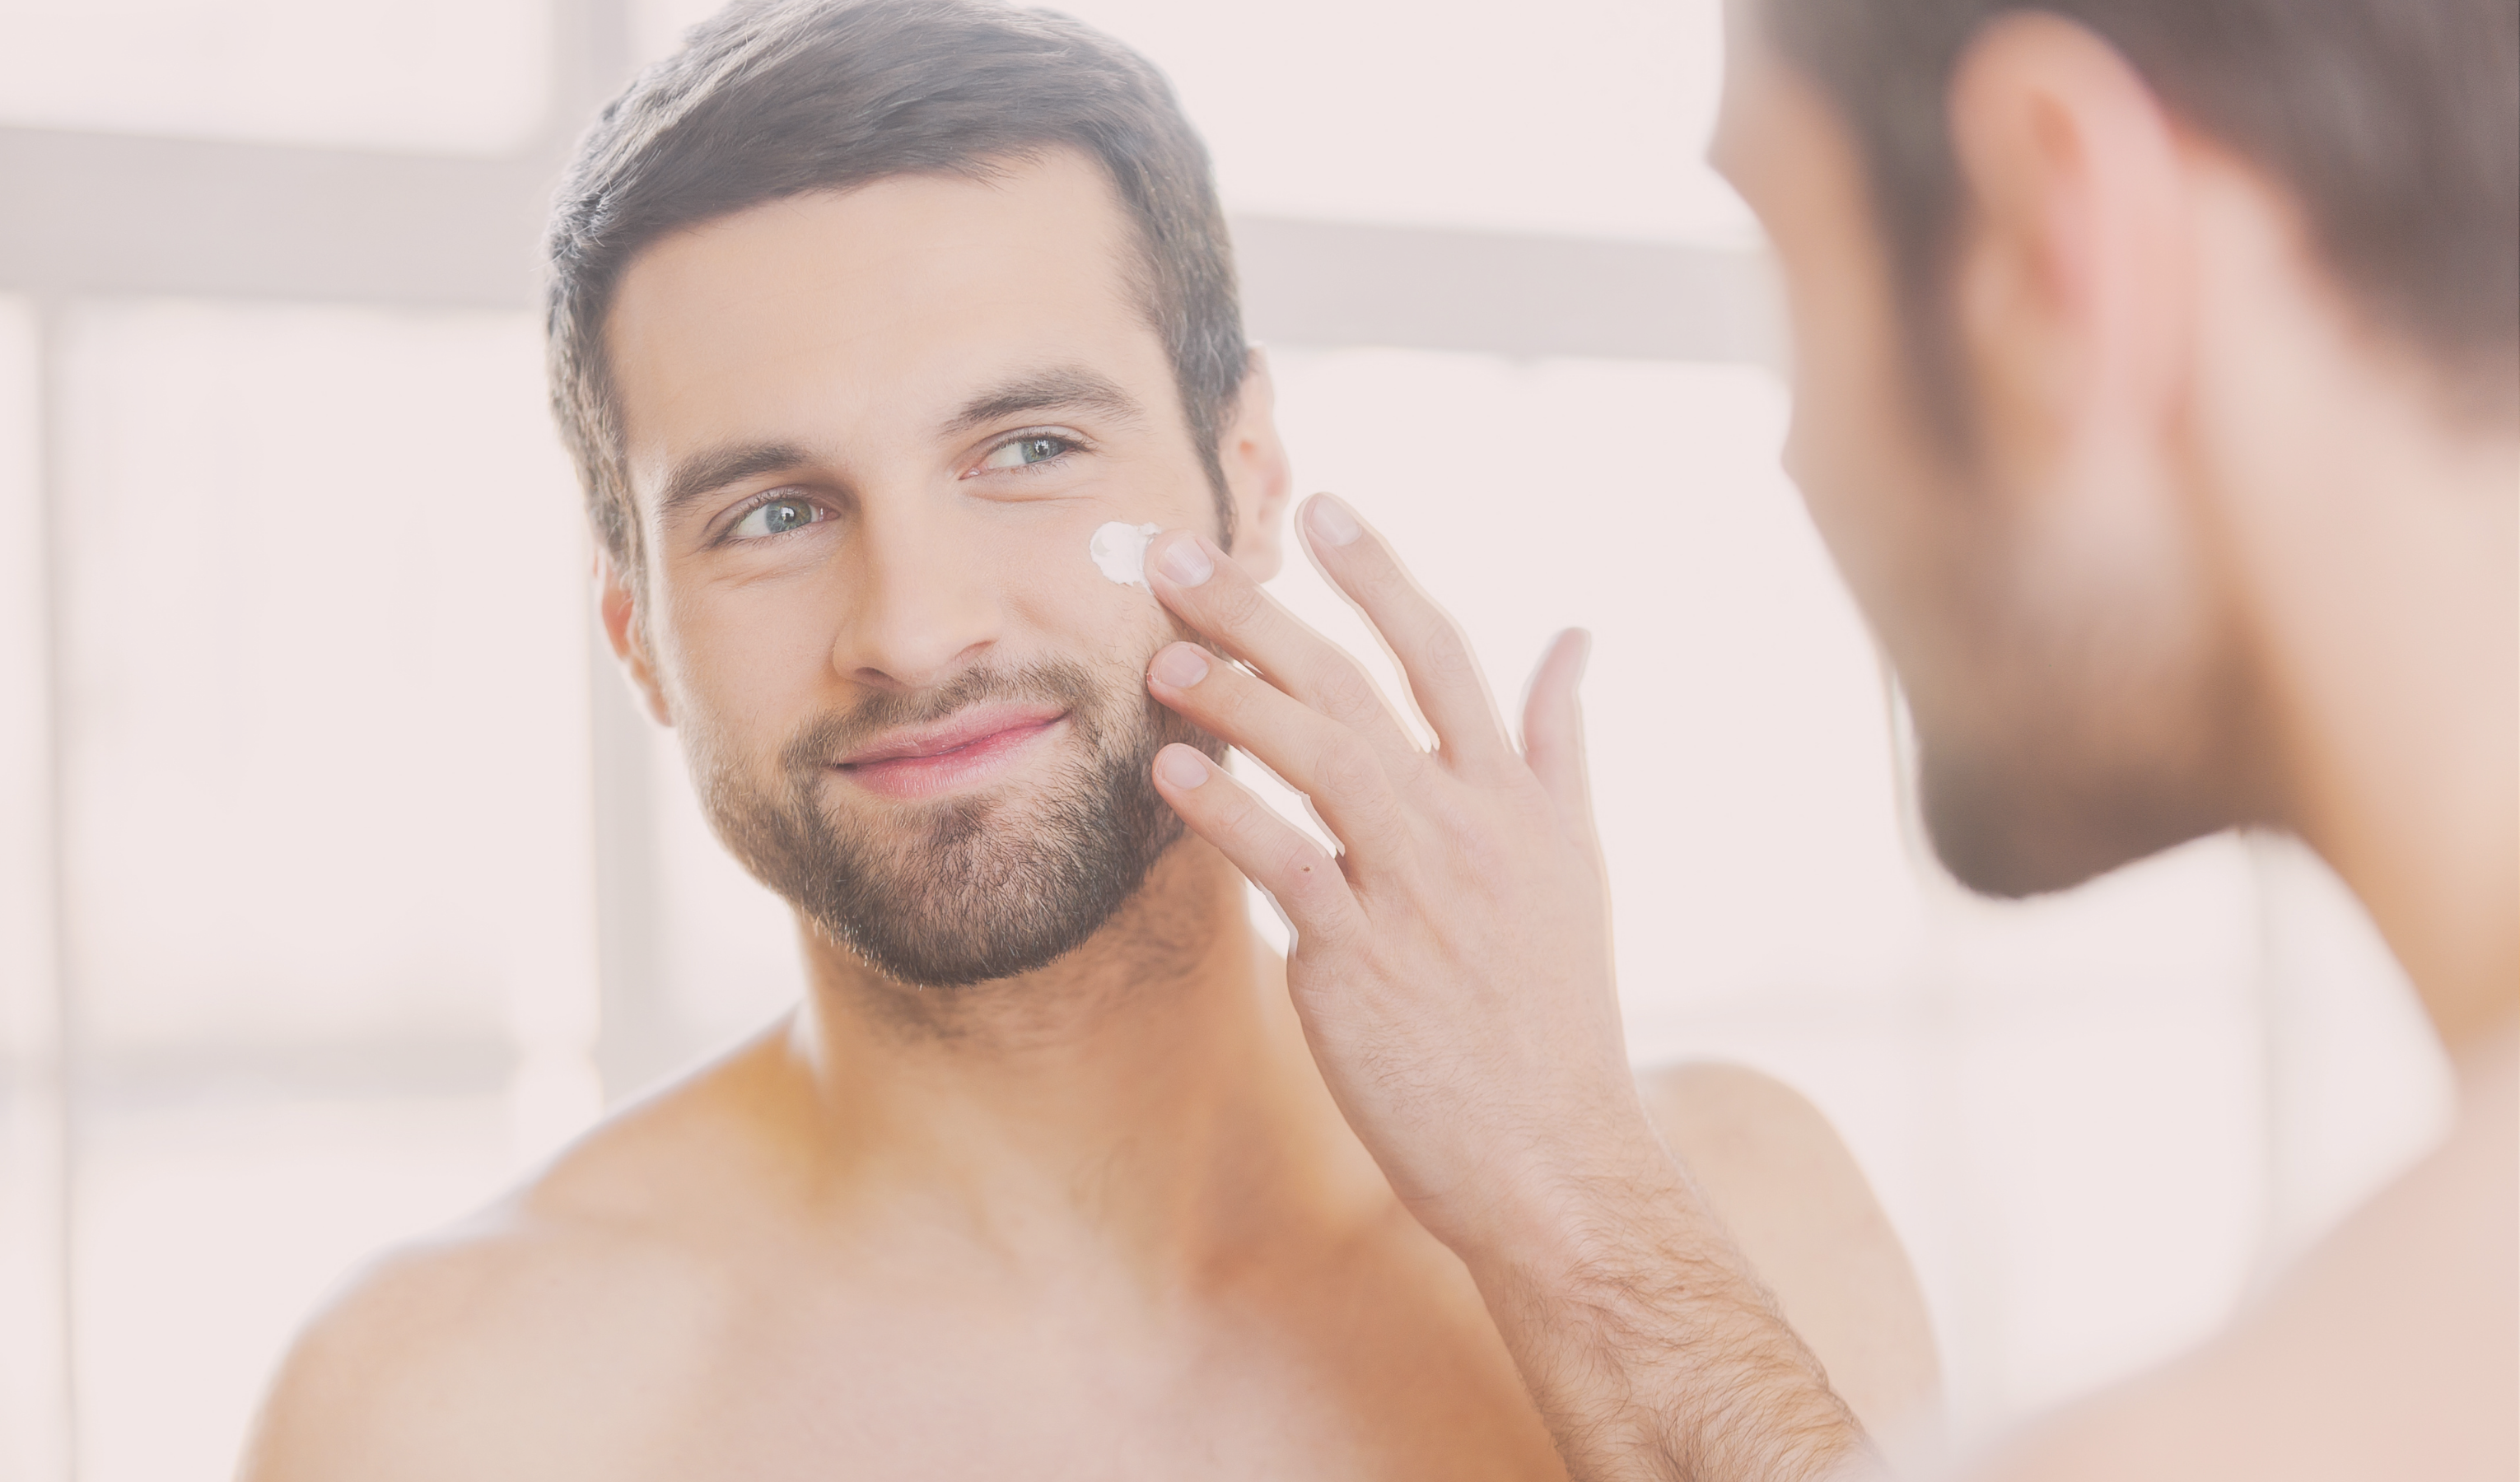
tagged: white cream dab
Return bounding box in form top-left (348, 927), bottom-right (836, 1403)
top-left (1089, 520), bottom-right (1162, 588)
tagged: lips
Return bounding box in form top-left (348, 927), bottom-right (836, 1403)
top-left (832, 704), bottom-right (1068, 799)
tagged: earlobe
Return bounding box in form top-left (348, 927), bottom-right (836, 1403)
top-left (595, 547), bottom-right (674, 726)
top-left (1220, 347), bottom-right (1293, 581)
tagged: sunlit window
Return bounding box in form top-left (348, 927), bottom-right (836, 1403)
top-left (48, 300), bottom-right (595, 1480)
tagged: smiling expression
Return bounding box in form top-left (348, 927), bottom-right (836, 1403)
top-left (598, 149), bottom-right (1279, 985)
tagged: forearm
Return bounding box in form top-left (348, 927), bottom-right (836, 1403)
top-left (1458, 1142), bottom-right (1884, 1482)
top-left (1133, 520), bottom-right (1880, 1475)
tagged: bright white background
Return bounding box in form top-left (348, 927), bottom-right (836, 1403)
top-left (0, 2), bottom-right (2453, 1478)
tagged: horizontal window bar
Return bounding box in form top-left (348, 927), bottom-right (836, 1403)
top-left (0, 126), bottom-right (1781, 365)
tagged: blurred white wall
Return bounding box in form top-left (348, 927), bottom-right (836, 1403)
top-left (0, 2), bottom-right (2457, 1479)
top-left (0, 0), bottom-right (551, 153)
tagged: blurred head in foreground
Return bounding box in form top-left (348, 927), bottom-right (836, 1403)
top-left (1716, 0), bottom-right (2517, 905)
top-left (544, 0), bottom-right (1288, 995)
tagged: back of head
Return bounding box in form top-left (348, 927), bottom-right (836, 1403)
top-left (1763, 0), bottom-right (2520, 426)
top-left (545, 0), bottom-right (1247, 569)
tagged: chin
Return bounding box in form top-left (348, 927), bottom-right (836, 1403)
top-left (1916, 738), bottom-right (2237, 900)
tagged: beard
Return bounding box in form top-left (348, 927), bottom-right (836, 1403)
top-left (696, 654), bottom-right (1222, 989)
top-left (1913, 721), bottom-right (2245, 899)
top-left (1900, 567), bottom-right (2267, 900)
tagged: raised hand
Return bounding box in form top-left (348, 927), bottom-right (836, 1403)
top-left (1141, 493), bottom-right (1655, 1254)
top-left (1141, 494), bottom-right (1873, 1482)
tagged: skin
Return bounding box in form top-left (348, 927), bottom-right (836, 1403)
top-left (1133, 6), bottom-right (2514, 1481)
top-left (236, 148), bottom-right (1936, 1480)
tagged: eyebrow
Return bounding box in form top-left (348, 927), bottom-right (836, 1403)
top-left (651, 366), bottom-right (1143, 528)
top-left (655, 440), bottom-right (814, 527)
top-left (942, 366), bottom-right (1146, 438)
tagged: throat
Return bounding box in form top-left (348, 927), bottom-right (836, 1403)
top-left (781, 840), bottom-right (1379, 1264)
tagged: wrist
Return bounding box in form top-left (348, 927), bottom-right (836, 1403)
top-left (1431, 1098), bottom-right (1704, 1284)
top-left (1430, 1111), bottom-right (1874, 1482)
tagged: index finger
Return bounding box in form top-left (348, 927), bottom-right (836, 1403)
top-left (1295, 495), bottom-right (1515, 778)
top-left (1146, 529), bottom-right (1421, 761)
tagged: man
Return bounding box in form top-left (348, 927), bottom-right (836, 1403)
top-left (1136, 0), bottom-right (2516, 1478)
top-left (239, 2), bottom-right (1935, 1475)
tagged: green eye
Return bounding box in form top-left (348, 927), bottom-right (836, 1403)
top-left (980, 434), bottom-right (1076, 471)
top-left (730, 496), bottom-right (819, 540)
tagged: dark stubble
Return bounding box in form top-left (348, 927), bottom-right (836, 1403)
top-left (698, 655), bottom-right (1221, 989)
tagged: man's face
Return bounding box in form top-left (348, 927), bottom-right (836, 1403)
top-left (601, 151), bottom-right (1275, 986)
top-left (1712, 8), bottom-right (2252, 895)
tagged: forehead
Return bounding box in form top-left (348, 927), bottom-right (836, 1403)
top-left (603, 148), bottom-right (1164, 482)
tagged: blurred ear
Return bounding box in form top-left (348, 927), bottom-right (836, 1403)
top-left (1218, 347), bottom-right (1293, 580)
top-left (595, 547), bottom-right (674, 726)
top-left (1946, 12), bottom-right (2190, 496)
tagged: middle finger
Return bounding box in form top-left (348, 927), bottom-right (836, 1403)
top-left (1146, 529), bottom-right (1421, 763)
top-left (1146, 640), bottom-right (1416, 869)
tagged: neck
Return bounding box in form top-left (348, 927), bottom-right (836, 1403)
top-left (2278, 426), bottom-right (2520, 1064)
top-left (2194, 194), bottom-right (2518, 1063)
top-left (774, 836), bottom-right (1384, 1274)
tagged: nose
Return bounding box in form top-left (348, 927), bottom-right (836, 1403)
top-left (830, 496), bottom-right (1001, 692)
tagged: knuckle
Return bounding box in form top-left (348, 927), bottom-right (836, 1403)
top-left (1309, 659), bottom-right (1388, 726)
top-left (1309, 730), bottom-right (1386, 804)
top-left (1416, 622), bottom-right (1480, 690)
top-left (1206, 776), bottom-right (1261, 831)
top-left (1289, 883), bottom-right (1356, 949)
top-left (1278, 846), bottom-right (1349, 920)
top-left (1423, 787), bottom-right (1510, 871)
top-left (1197, 773), bottom-right (1271, 843)
top-left (1277, 833), bottom-right (1337, 891)
top-left (1197, 665), bottom-right (1259, 726)
top-left (1202, 570), bottom-right (1269, 629)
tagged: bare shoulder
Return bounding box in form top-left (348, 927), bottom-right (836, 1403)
top-left (1636, 1061), bottom-right (1942, 1443)
top-left (239, 1037), bottom-right (792, 1482)
top-left (1972, 1033), bottom-right (2518, 1482)
top-left (236, 1211), bottom-right (708, 1481)
top-left (1637, 1061), bottom-right (1864, 1183)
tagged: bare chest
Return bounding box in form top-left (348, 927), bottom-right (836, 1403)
top-left (581, 1251), bottom-right (1568, 1481)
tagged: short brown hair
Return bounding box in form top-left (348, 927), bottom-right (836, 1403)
top-left (544, 0), bottom-right (1248, 568)
top-left (1764, 0), bottom-right (2520, 430)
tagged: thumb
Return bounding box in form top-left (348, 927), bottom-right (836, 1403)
top-left (1519, 627), bottom-right (1598, 844)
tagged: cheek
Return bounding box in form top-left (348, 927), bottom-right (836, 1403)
top-left (651, 576), bottom-right (836, 729)
top-left (982, 515), bottom-right (1174, 659)
top-left (1776, 293), bottom-right (1996, 710)
top-left (1783, 310), bottom-right (1918, 600)
top-left (1779, 250), bottom-right (1883, 514)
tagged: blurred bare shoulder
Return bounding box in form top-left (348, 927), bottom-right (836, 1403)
top-left (1636, 1061), bottom-right (1943, 1443)
top-left (236, 1032), bottom-right (795, 1482)
top-left (1970, 1032), bottom-right (2518, 1482)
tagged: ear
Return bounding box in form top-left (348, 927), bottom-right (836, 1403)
top-left (1217, 347), bottom-right (1293, 580)
top-left (595, 545), bottom-right (675, 726)
top-left (1946, 12), bottom-right (2190, 492)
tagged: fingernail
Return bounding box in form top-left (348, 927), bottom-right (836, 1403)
top-left (1307, 495), bottom-right (1361, 547)
top-left (1149, 643), bottom-right (1210, 689)
top-left (1160, 537), bottom-right (1215, 587)
top-left (1156, 745), bottom-right (1210, 789)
